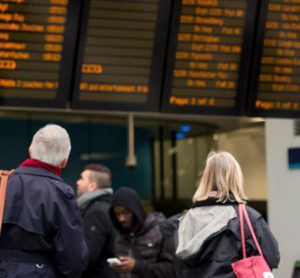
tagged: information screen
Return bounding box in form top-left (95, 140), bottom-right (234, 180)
top-left (248, 0), bottom-right (300, 118)
top-left (0, 0), bottom-right (80, 108)
top-left (71, 0), bottom-right (171, 112)
top-left (161, 0), bottom-right (257, 116)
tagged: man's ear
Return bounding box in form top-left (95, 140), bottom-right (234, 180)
top-left (89, 182), bottom-right (98, 191)
top-left (59, 157), bottom-right (68, 169)
top-left (28, 147), bottom-right (32, 158)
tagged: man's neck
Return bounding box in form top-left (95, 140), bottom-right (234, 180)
top-left (129, 222), bottom-right (142, 235)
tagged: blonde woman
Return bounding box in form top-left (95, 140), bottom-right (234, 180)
top-left (175, 151), bottom-right (280, 277)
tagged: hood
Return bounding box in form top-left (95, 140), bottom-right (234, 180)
top-left (176, 205), bottom-right (236, 261)
top-left (109, 187), bottom-right (147, 233)
top-left (130, 212), bottom-right (166, 237)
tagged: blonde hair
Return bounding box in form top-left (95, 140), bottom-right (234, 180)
top-left (192, 151), bottom-right (247, 203)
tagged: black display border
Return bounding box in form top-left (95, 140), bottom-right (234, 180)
top-left (247, 0), bottom-right (300, 119)
top-left (0, 0), bottom-right (81, 108)
top-left (71, 0), bottom-right (172, 112)
top-left (160, 0), bottom-right (259, 116)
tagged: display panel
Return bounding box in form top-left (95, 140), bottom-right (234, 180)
top-left (0, 0), bottom-right (80, 108)
top-left (248, 0), bottom-right (300, 118)
top-left (71, 0), bottom-right (171, 112)
top-left (161, 0), bottom-right (258, 116)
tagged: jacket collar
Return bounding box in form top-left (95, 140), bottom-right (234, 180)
top-left (192, 197), bottom-right (239, 208)
top-left (14, 166), bottom-right (64, 181)
top-left (77, 188), bottom-right (113, 209)
top-left (19, 159), bottom-right (61, 176)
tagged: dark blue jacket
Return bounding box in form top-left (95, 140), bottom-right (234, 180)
top-left (0, 166), bottom-right (89, 278)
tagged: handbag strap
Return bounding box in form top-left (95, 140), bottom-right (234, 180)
top-left (239, 204), bottom-right (246, 258)
top-left (239, 203), bottom-right (263, 258)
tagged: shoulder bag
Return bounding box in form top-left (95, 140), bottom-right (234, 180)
top-left (231, 203), bottom-right (274, 278)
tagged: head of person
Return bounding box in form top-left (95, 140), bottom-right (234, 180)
top-left (109, 187), bottom-right (146, 234)
top-left (76, 164), bottom-right (112, 197)
top-left (29, 124), bottom-right (71, 168)
top-left (192, 151), bottom-right (247, 203)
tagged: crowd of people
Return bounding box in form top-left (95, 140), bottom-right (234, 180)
top-left (0, 124), bottom-right (280, 277)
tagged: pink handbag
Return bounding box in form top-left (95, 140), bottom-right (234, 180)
top-left (231, 204), bottom-right (274, 278)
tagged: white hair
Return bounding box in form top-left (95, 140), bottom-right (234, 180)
top-left (30, 124), bottom-right (71, 166)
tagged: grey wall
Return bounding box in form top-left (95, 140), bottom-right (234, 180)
top-left (266, 119), bottom-right (300, 277)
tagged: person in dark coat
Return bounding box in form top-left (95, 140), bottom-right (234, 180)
top-left (175, 151), bottom-right (280, 278)
top-left (159, 213), bottom-right (183, 278)
top-left (76, 164), bottom-right (117, 278)
top-left (0, 124), bottom-right (89, 278)
top-left (109, 187), bottom-right (176, 278)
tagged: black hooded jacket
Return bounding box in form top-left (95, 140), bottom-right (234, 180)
top-left (79, 190), bottom-right (117, 278)
top-left (109, 187), bottom-right (176, 278)
top-left (175, 199), bottom-right (280, 278)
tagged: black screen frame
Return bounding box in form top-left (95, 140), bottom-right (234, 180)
top-left (71, 0), bottom-right (172, 112)
top-left (0, 0), bottom-right (81, 108)
top-left (160, 0), bottom-right (259, 116)
top-left (247, 0), bottom-right (300, 118)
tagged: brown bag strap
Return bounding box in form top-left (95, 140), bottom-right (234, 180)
top-left (0, 170), bottom-right (14, 235)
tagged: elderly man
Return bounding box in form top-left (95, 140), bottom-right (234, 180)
top-left (0, 124), bottom-right (89, 277)
top-left (77, 164), bottom-right (117, 278)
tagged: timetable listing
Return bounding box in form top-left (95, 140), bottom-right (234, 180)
top-left (255, 0), bottom-right (300, 112)
top-left (166, 0), bottom-right (247, 109)
top-left (79, 0), bottom-right (159, 103)
top-left (0, 0), bottom-right (69, 99)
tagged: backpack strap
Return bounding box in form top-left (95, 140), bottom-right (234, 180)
top-left (0, 170), bottom-right (14, 235)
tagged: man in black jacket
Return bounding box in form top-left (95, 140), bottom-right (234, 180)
top-left (109, 187), bottom-right (176, 278)
top-left (77, 164), bottom-right (117, 278)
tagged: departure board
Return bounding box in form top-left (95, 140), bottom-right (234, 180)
top-left (0, 0), bottom-right (80, 108)
top-left (248, 0), bottom-right (300, 118)
top-left (161, 0), bottom-right (258, 116)
top-left (71, 0), bottom-right (171, 112)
